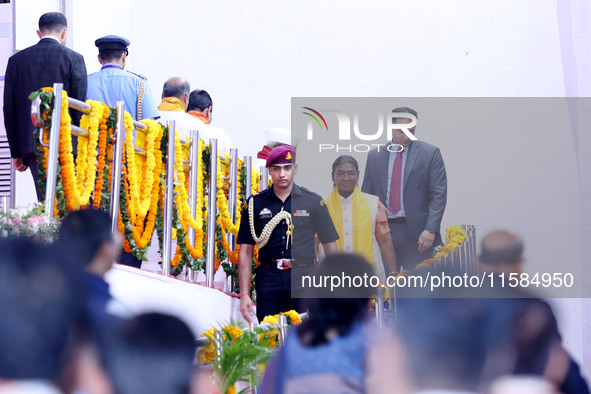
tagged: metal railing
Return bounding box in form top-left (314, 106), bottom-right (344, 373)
top-left (186, 130), bottom-right (200, 282)
top-left (30, 86), bottom-right (263, 289)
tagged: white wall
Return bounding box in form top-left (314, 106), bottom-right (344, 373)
top-left (14, 0), bottom-right (60, 50)
top-left (70, 0), bottom-right (565, 159)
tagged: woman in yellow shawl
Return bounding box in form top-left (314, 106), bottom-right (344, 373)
top-left (324, 155), bottom-right (397, 283)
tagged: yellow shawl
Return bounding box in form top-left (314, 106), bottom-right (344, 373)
top-left (158, 97), bottom-right (185, 112)
top-left (326, 186), bottom-right (374, 265)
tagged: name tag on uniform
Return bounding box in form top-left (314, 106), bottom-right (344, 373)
top-left (294, 210), bottom-right (310, 217)
top-left (259, 208), bottom-right (272, 219)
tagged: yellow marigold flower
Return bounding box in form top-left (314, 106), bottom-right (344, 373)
top-left (446, 242), bottom-right (459, 249)
top-left (283, 310), bottom-right (302, 325)
top-left (261, 315), bottom-right (278, 325)
top-left (222, 325), bottom-right (243, 340)
top-left (258, 328), bottom-right (278, 349)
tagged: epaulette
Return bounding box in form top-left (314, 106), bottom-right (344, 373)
top-left (242, 193), bottom-right (259, 210)
top-left (126, 70), bottom-right (147, 80)
top-left (298, 185), bottom-right (324, 204)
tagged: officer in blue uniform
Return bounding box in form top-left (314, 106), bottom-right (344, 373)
top-left (87, 35), bottom-right (159, 120)
top-left (88, 35), bottom-right (159, 268)
top-left (237, 145), bottom-right (339, 322)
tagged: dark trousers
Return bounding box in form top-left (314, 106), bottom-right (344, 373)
top-left (254, 264), bottom-right (315, 322)
top-left (118, 250), bottom-right (142, 268)
top-left (23, 153), bottom-right (42, 202)
top-left (388, 220), bottom-right (433, 271)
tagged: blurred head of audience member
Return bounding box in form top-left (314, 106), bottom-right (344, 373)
top-left (301, 253), bottom-right (375, 346)
top-left (476, 230), bottom-right (589, 393)
top-left (56, 208), bottom-right (120, 277)
top-left (0, 237), bottom-right (78, 388)
top-left (395, 297), bottom-right (494, 393)
top-left (260, 254), bottom-right (376, 393)
top-left (55, 209), bottom-right (127, 334)
top-left (104, 313), bottom-right (195, 394)
top-left (477, 230), bottom-right (524, 276)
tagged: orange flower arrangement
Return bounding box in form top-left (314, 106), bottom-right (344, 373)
top-left (131, 121), bottom-right (164, 250)
top-left (92, 103), bottom-right (111, 209)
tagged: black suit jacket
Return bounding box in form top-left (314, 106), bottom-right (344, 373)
top-left (3, 37), bottom-right (87, 159)
top-left (361, 140), bottom-right (447, 245)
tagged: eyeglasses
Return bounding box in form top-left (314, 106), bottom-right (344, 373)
top-left (334, 171), bottom-right (358, 180)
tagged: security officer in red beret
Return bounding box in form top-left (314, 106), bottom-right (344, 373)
top-left (237, 145), bottom-right (338, 322)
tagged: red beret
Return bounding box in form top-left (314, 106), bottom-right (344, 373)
top-left (266, 145), bottom-right (296, 168)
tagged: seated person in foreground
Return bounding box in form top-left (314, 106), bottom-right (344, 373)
top-left (259, 253), bottom-right (377, 393)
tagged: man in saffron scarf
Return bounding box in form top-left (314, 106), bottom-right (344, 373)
top-left (325, 155), bottom-right (397, 283)
top-left (186, 89), bottom-right (233, 155)
top-left (157, 77), bottom-right (205, 142)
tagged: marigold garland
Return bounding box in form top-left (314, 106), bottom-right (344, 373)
top-left (131, 121), bottom-right (164, 250)
top-left (216, 154), bottom-right (240, 236)
top-left (37, 91), bottom-right (277, 280)
top-left (92, 103), bottom-right (111, 209)
top-left (123, 112), bottom-right (139, 224)
top-left (57, 91), bottom-right (81, 211)
top-left (77, 100), bottom-right (102, 207)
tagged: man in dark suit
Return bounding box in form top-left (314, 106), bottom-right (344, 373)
top-left (3, 12), bottom-right (87, 201)
top-left (361, 107), bottom-right (447, 270)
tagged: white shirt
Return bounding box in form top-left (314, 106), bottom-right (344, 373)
top-left (157, 110), bottom-right (205, 142)
top-left (200, 124), bottom-right (234, 156)
top-left (157, 111), bottom-right (233, 155)
top-left (40, 35), bottom-right (61, 44)
top-left (340, 194), bottom-right (354, 253)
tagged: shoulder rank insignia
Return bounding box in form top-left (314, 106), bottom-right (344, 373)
top-left (127, 70), bottom-right (147, 80)
top-left (319, 198), bottom-right (326, 207)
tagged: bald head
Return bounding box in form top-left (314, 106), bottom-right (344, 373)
top-left (162, 77), bottom-right (190, 109)
top-left (479, 230), bottom-right (524, 266)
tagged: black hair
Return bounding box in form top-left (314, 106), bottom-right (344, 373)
top-left (298, 253), bottom-right (374, 347)
top-left (391, 106), bottom-right (418, 121)
top-left (56, 209), bottom-right (113, 268)
top-left (187, 89), bottom-right (213, 112)
top-left (99, 49), bottom-right (127, 62)
top-left (0, 237), bottom-right (78, 381)
top-left (162, 79), bottom-right (190, 99)
top-left (38, 12), bottom-right (67, 33)
top-left (104, 313), bottom-right (196, 394)
top-left (331, 155), bottom-right (359, 173)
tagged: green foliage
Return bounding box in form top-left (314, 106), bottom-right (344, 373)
top-left (210, 321), bottom-right (278, 393)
